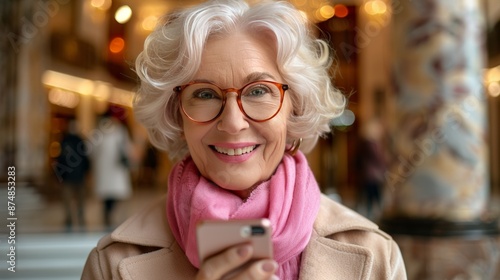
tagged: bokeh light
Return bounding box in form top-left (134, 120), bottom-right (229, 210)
top-left (364, 0), bottom-right (387, 15)
top-left (489, 82), bottom-right (500, 98)
top-left (109, 37), bottom-right (125, 54)
top-left (319, 5), bottom-right (335, 20)
top-left (90, 0), bottom-right (112, 11)
top-left (334, 4), bottom-right (349, 18)
top-left (115, 5), bottom-right (132, 24)
top-left (142, 15), bottom-right (158, 31)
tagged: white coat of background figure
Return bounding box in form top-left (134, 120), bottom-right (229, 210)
top-left (92, 110), bottom-right (132, 228)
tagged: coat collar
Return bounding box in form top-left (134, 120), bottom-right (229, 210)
top-left (108, 195), bottom-right (382, 280)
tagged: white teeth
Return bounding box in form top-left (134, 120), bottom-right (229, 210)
top-left (214, 145), bottom-right (256, 156)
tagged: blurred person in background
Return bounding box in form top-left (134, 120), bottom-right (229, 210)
top-left (54, 118), bottom-right (90, 231)
top-left (138, 141), bottom-right (159, 188)
top-left (356, 118), bottom-right (387, 221)
top-left (83, 0), bottom-right (406, 279)
top-left (91, 106), bottom-right (133, 229)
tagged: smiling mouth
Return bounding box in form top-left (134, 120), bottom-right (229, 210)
top-left (212, 145), bottom-right (257, 156)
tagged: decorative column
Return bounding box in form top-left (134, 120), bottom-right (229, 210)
top-left (381, 0), bottom-right (500, 278)
top-left (384, 0), bottom-right (492, 226)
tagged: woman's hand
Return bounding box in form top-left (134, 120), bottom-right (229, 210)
top-left (196, 244), bottom-right (278, 280)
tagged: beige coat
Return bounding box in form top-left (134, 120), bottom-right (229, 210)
top-left (82, 195), bottom-right (407, 279)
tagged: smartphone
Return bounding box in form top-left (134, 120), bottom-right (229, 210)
top-left (196, 218), bottom-right (273, 263)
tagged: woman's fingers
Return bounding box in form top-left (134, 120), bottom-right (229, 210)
top-left (231, 259), bottom-right (279, 280)
top-left (196, 244), bottom-right (253, 280)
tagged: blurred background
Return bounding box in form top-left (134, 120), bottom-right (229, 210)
top-left (0, 0), bottom-right (499, 279)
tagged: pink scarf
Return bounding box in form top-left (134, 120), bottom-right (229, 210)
top-left (167, 151), bottom-right (320, 279)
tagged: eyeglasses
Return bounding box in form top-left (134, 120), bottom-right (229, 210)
top-left (174, 80), bottom-right (288, 123)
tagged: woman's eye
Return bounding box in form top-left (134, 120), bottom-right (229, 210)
top-left (193, 89), bottom-right (219, 99)
top-left (246, 86), bottom-right (271, 97)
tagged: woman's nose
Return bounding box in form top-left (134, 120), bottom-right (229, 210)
top-left (216, 94), bottom-right (249, 134)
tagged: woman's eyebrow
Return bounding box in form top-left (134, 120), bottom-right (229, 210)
top-left (244, 72), bottom-right (277, 83)
top-left (191, 78), bottom-right (214, 83)
top-left (190, 72), bottom-right (277, 86)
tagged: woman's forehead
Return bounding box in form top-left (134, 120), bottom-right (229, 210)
top-left (195, 32), bottom-right (281, 87)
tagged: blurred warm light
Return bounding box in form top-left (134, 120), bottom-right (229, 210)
top-left (48, 88), bottom-right (80, 108)
top-left (115, 5), bottom-right (132, 24)
top-left (364, 1), bottom-right (375, 14)
top-left (314, 9), bottom-right (323, 22)
top-left (43, 70), bottom-right (94, 95)
top-left (79, 80), bottom-right (95, 95)
top-left (42, 70), bottom-right (134, 107)
top-left (372, 1), bottom-right (387, 14)
top-left (90, 0), bottom-right (112, 11)
top-left (142, 15), bottom-right (158, 31)
top-left (319, 5), bottom-right (335, 20)
top-left (109, 37), bottom-right (125, 53)
top-left (93, 81), bottom-right (112, 101)
top-left (290, 0), bottom-right (352, 23)
top-left (486, 66), bottom-right (500, 83)
top-left (489, 82), bottom-right (500, 98)
top-left (364, 0), bottom-right (387, 15)
top-left (334, 4), bottom-right (349, 18)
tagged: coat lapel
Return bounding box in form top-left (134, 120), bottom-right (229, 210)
top-left (118, 243), bottom-right (197, 280)
top-left (108, 196), bottom-right (198, 279)
top-left (298, 196), bottom-right (379, 280)
top-left (299, 233), bottom-right (374, 280)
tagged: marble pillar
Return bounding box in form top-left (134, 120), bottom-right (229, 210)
top-left (384, 0), bottom-right (490, 222)
top-left (382, 1), bottom-right (500, 278)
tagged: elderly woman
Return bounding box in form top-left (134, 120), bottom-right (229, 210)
top-left (83, 0), bottom-right (407, 279)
